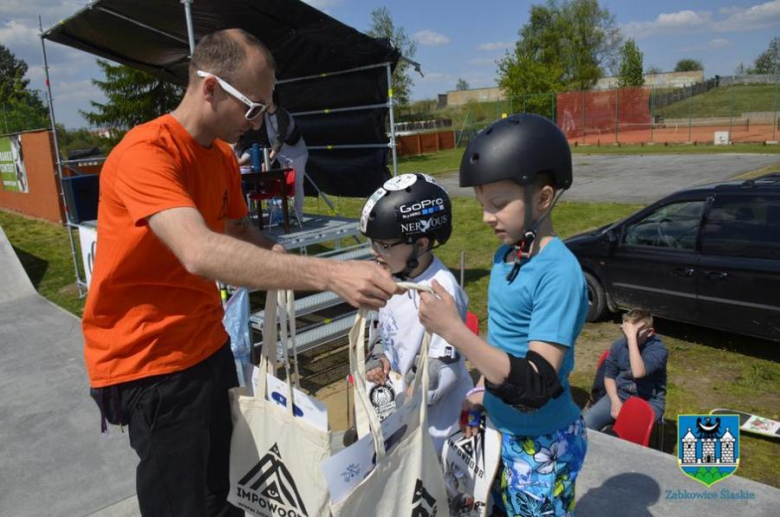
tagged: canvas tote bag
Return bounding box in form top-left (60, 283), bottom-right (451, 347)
top-left (329, 283), bottom-right (450, 517)
top-left (228, 290), bottom-right (332, 517)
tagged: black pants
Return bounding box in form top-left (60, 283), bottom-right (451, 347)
top-left (91, 343), bottom-right (242, 517)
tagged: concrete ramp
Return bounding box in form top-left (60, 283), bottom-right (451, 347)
top-left (0, 225), bottom-right (36, 303)
top-left (0, 230), bottom-right (138, 516)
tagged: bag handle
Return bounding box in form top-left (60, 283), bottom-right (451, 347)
top-left (350, 282), bottom-right (435, 461)
top-left (258, 290), bottom-right (298, 417)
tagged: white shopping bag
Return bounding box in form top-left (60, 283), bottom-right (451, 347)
top-left (325, 302), bottom-right (450, 517)
top-left (228, 290), bottom-right (332, 517)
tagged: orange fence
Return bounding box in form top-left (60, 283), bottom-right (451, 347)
top-left (396, 130), bottom-right (456, 157)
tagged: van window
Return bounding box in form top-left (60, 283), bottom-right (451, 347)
top-left (701, 196), bottom-right (780, 260)
top-left (623, 200), bottom-right (704, 250)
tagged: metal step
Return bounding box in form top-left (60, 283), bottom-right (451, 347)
top-left (255, 311), bottom-right (361, 362)
top-left (249, 243), bottom-right (372, 328)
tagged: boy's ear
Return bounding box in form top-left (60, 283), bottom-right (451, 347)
top-left (537, 184), bottom-right (555, 212)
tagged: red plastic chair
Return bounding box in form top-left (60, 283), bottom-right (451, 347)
top-left (248, 167), bottom-right (296, 201)
top-left (596, 349), bottom-right (610, 369)
top-left (466, 311), bottom-right (479, 336)
top-left (612, 396), bottom-right (656, 447)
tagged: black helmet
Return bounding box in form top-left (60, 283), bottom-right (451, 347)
top-left (459, 114), bottom-right (572, 190)
top-left (360, 173), bottom-right (452, 246)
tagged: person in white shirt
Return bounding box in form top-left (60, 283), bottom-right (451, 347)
top-left (236, 93), bottom-right (308, 219)
top-left (359, 173), bottom-right (474, 452)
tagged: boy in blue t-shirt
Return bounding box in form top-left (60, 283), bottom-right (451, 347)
top-left (419, 115), bottom-right (589, 516)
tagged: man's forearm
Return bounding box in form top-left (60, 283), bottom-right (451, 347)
top-left (191, 229), bottom-right (329, 291)
top-left (227, 217), bottom-right (279, 250)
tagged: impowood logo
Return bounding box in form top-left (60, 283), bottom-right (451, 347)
top-left (411, 478), bottom-right (438, 517)
top-left (234, 443), bottom-right (309, 517)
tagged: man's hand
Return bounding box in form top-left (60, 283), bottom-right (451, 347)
top-left (271, 243), bottom-right (286, 254)
top-left (610, 399), bottom-right (623, 420)
top-left (418, 280), bottom-right (463, 341)
top-left (326, 260), bottom-right (399, 310)
top-left (366, 356), bottom-right (390, 384)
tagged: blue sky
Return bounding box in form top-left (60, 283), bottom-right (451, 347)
top-left (1, 0), bottom-right (779, 128)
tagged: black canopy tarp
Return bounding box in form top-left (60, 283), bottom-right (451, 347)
top-left (43, 0), bottom-right (400, 197)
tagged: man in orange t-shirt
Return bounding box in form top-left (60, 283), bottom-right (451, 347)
top-left (83, 29), bottom-right (397, 517)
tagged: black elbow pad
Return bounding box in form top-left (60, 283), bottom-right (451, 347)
top-left (485, 350), bottom-right (564, 412)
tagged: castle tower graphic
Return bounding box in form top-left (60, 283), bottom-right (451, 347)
top-left (680, 421), bottom-right (737, 466)
top-left (720, 428), bottom-right (735, 464)
top-left (678, 415), bottom-right (740, 487)
top-left (681, 428), bottom-right (697, 464)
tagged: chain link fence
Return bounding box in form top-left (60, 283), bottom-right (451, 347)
top-left (447, 75), bottom-right (779, 147)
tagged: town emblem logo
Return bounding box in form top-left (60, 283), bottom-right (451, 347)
top-left (677, 414), bottom-right (739, 487)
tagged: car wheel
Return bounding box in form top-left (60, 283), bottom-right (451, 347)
top-left (584, 271), bottom-right (606, 322)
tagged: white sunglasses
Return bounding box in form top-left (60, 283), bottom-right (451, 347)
top-left (196, 70), bottom-right (269, 120)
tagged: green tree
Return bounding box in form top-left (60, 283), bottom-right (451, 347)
top-left (753, 37), bottom-right (780, 75)
top-left (456, 78), bottom-right (470, 91)
top-left (0, 43), bottom-right (50, 134)
top-left (645, 65), bottom-right (663, 75)
top-left (497, 0), bottom-right (622, 104)
top-left (56, 125), bottom-right (110, 158)
top-left (674, 58), bottom-right (703, 72)
top-left (617, 39), bottom-right (644, 88)
top-left (0, 43), bottom-right (31, 103)
top-left (366, 7), bottom-right (417, 107)
top-left (734, 62), bottom-right (753, 76)
top-left (80, 59), bottom-right (183, 141)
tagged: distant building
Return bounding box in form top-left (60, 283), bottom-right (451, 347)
top-left (442, 86), bottom-right (506, 107)
top-left (439, 70), bottom-right (705, 108)
top-left (595, 70), bottom-right (704, 90)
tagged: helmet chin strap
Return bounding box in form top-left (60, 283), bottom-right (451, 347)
top-left (506, 188), bottom-right (566, 283)
top-left (393, 240), bottom-right (435, 280)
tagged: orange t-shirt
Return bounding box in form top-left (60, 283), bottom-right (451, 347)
top-left (82, 114), bottom-right (248, 388)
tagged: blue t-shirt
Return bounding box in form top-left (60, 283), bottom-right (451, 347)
top-left (484, 238), bottom-right (589, 436)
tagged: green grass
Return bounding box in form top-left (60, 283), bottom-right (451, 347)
top-left (398, 148), bottom-right (463, 176)
top-left (656, 84), bottom-right (779, 119)
top-left (0, 210), bottom-right (85, 315)
top-left (3, 192), bottom-right (779, 489)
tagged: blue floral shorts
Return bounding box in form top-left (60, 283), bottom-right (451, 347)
top-left (491, 417), bottom-right (588, 516)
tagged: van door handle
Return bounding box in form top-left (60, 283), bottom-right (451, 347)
top-left (705, 271), bottom-right (728, 280)
top-left (671, 267), bottom-right (695, 277)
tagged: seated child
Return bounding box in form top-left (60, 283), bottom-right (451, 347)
top-left (583, 309), bottom-right (668, 430)
top-left (359, 173), bottom-right (473, 453)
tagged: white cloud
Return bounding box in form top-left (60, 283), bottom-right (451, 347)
top-left (715, 0), bottom-right (780, 31)
top-left (478, 41), bottom-right (512, 51)
top-left (0, 0), bottom-right (87, 21)
top-left (623, 10), bottom-right (711, 38)
top-left (0, 20), bottom-right (39, 46)
top-left (413, 30), bottom-right (450, 47)
top-left (656, 10), bottom-right (711, 27)
top-left (623, 1), bottom-right (780, 38)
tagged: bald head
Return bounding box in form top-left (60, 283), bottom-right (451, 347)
top-left (188, 28), bottom-right (276, 85)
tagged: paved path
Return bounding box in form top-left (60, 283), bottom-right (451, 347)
top-left (436, 154), bottom-right (780, 204)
